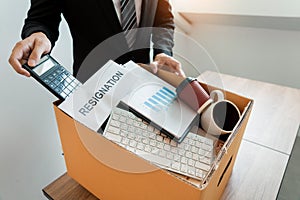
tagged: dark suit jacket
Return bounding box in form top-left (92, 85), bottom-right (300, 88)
top-left (22, 0), bottom-right (175, 82)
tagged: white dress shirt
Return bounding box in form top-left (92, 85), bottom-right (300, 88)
top-left (112, 0), bottom-right (142, 26)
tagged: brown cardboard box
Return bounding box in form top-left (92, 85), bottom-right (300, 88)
top-left (53, 82), bottom-right (253, 200)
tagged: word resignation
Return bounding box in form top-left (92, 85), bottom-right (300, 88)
top-left (79, 71), bottom-right (124, 116)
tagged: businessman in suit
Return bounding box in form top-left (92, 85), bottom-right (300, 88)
top-left (9, 0), bottom-right (185, 81)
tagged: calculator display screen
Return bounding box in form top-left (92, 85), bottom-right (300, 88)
top-left (33, 59), bottom-right (56, 76)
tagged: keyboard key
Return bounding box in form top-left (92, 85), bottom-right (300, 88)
top-left (188, 167), bottom-right (195, 176)
top-left (119, 116), bottom-right (126, 123)
top-left (144, 145), bottom-right (151, 153)
top-left (195, 161), bottom-right (210, 172)
top-left (158, 150), bottom-right (167, 158)
top-left (178, 149), bottom-right (185, 156)
top-left (186, 151), bottom-right (192, 159)
top-left (127, 118), bottom-right (133, 125)
top-left (136, 143), bottom-right (144, 150)
top-left (142, 130), bottom-right (149, 137)
top-left (156, 135), bottom-right (163, 142)
top-left (173, 154), bottom-right (180, 162)
top-left (171, 147), bottom-right (178, 154)
top-left (166, 152), bottom-right (173, 160)
top-left (188, 159), bottom-right (195, 166)
top-left (181, 165), bottom-right (188, 173)
top-left (163, 137), bottom-right (171, 144)
top-left (141, 138), bottom-right (149, 145)
top-left (128, 132), bottom-right (135, 139)
top-left (147, 125), bottom-right (154, 132)
top-left (110, 120), bottom-right (120, 128)
top-left (171, 162), bottom-right (180, 171)
top-left (107, 126), bottom-right (120, 135)
top-left (136, 149), bottom-right (171, 167)
top-left (149, 134), bottom-right (156, 140)
top-left (156, 142), bottom-right (164, 150)
top-left (170, 140), bottom-right (178, 147)
top-left (163, 144), bottom-right (171, 151)
top-left (181, 157), bottom-right (187, 164)
top-left (129, 140), bottom-right (137, 148)
top-left (120, 130), bottom-right (128, 137)
top-left (140, 122), bottom-right (148, 129)
top-left (149, 140), bottom-right (156, 147)
top-left (106, 132), bottom-right (122, 143)
top-left (203, 144), bottom-right (213, 151)
top-left (120, 123), bottom-right (128, 130)
top-left (191, 146), bottom-right (198, 154)
top-left (192, 153), bottom-right (199, 161)
top-left (202, 157), bottom-right (212, 165)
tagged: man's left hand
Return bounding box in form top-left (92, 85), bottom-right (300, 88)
top-left (150, 53), bottom-right (186, 77)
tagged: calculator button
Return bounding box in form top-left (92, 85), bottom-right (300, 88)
top-left (56, 84), bottom-right (64, 90)
top-left (64, 71), bottom-right (70, 76)
top-left (67, 85), bottom-right (74, 91)
top-left (52, 72), bottom-right (58, 77)
top-left (61, 80), bottom-right (69, 87)
top-left (70, 81), bottom-right (77, 87)
top-left (49, 83), bottom-right (56, 89)
top-left (75, 80), bottom-right (81, 85)
top-left (48, 75), bottom-right (54, 80)
top-left (44, 78), bottom-right (50, 83)
top-left (54, 87), bottom-right (63, 94)
top-left (63, 87), bottom-right (71, 94)
top-left (76, 83), bottom-right (81, 88)
top-left (60, 92), bottom-right (68, 99)
top-left (56, 67), bottom-right (65, 73)
top-left (61, 74), bottom-right (68, 79)
top-left (57, 76), bottom-right (63, 82)
top-left (69, 76), bottom-right (76, 81)
top-left (65, 77), bottom-right (73, 83)
top-left (53, 79), bottom-right (60, 86)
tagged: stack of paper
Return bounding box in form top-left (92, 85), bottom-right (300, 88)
top-left (59, 60), bottom-right (198, 142)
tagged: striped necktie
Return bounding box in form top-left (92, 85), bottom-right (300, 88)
top-left (120, 0), bottom-right (138, 49)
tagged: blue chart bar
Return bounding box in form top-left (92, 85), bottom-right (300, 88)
top-left (163, 87), bottom-right (176, 96)
top-left (144, 87), bottom-right (176, 112)
top-left (152, 95), bottom-right (168, 106)
top-left (144, 101), bottom-right (160, 112)
top-left (159, 89), bottom-right (174, 99)
top-left (157, 92), bottom-right (172, 103)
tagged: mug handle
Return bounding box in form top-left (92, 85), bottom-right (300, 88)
top-left (210, 90), bottom-right (224, 102)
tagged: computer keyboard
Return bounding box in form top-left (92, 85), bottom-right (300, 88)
top-left (103, 107), bottom-right (216, 181)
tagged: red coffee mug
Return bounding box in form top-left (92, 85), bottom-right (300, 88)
top-left (176, 77), bottom-right (212, 113)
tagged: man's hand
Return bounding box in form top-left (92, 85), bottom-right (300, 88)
top-left (150, 53), bottom-right (186, 77)
top-left (9, 32), bottom-right (52, 77)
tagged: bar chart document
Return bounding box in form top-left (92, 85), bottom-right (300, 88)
top-left (121, 62), bottom-right (199, 142)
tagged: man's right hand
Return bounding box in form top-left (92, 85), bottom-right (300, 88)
top-left (9, 32), bottom-right (52, 77)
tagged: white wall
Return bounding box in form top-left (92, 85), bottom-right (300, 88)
top-left (173, 15), bottom-right (300, 89)
top-left (0, 0), bottom-right (72, 199)
top-left (172, 0), bottom-right (300, 17)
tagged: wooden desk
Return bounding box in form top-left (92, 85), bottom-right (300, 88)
top-left (43, 173), bottom-right (98, 200)
top-left (43, 71), bottom-right (300, 200)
